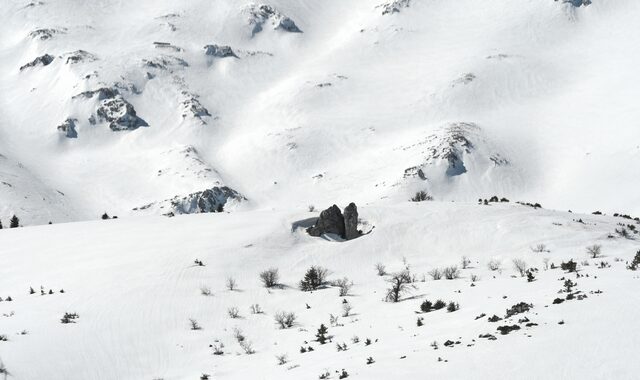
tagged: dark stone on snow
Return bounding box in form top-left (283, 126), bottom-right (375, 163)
top-left (204, 44), bottom-right (238, 58)
top-left (63, 50), bottom-right (96, 64)
top-left (307, 205), bottom-right (345, 238)
top-left (497, 325), bottom-right (521, 335)
top-left (343, 202), bottom-right (360, 240)
top-left (96, 96), bottom-right (148, 131)
top-left (19, 54), bottom-right (54, 71)
top-left (57, 118), bottom-right (78, 138)
top-left (73, 87), bottom-right (119, 101)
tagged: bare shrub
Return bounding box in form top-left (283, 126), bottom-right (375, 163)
top-left (443, 266), bottom-right (460, 280)
top-left (334, 277), bottom-right (353, 297)
top-left (227, 307), bottom-right (240, 319)
top-left (233, 327), bottom-right (246, 343)
top-left (308, 205), bottom-right (316, 212)
top-left (212, 342), bottom-right (224, 355)
top-left (226, 277), bottom-right (237, 291)
top-left (531, 244), bottom-right (548, 253)
top-left (342, 303), bottom-right (353, 317)
top-left (428, 268), bottom-right (442, 280)
top-left (200, 286), bottom-right (212, 296)
top-left (259, 268), bottom-right (280, 288)
top-left (274, 311), bottom-right (297, 329)
top-left (410, 190), bottom-right (433, 202)
top-left (385, 271), bottom-right (415, 302)
top-left (487, 259), bottom-right (502, 271)
top-left (276, 354), bottom-right (288, 365)
top-left (461, 256), bottom-right (471, 269)
top-left (470, 274), bottom-right (480, 282)
top-left (512, 259), bottom-right (528, 277)
top-left (239, 340), bottom-right (255, 355)
top-left (586, 244), bottom-right (602, 258)
top-left (250, 304), bottom-right (263, 314)
top-left (189, 318), bottom-right (201, 330)
top-left (375, 263), bottom-right (387, 276)
top-left (543, 258), bottom-right (550, 270)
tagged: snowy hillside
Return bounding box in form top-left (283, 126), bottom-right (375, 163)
top-left (0, 202), bottom-right (639, 379)
top-left (1, 0), bottom-right (640, 225)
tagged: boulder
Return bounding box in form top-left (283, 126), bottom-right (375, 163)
top-left (19, 54), bottom-right (54, 71)
top-left (56, 118), bottom-right (78, 138)
top-left (306, 205), bottom-right (345, 238)
top-left (96, 96), bottom-right (148, 131)
top-left (343, 202), bottom-right (360, 240)
top-left (203, 44), bottom-right (238, 58)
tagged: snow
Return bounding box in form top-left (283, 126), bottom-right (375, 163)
top-left (1, 202), bottom-right (639, 378)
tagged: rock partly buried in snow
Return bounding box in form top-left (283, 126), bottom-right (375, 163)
top-left (376, 0), bottom-right (411, 15)
top-left (19, 54), bottom-right (54, 71)
top-left (307, 205), bottom-right (346, 238)
top-left (62, 50), bottom-right (97, 64)
top-left (153, 41), bottom-right (182, 52)
top-left (96, 96), bottom-right (148, 131)
top-left (28, 28), bottom-right (65, 40)
top-left (560, 0), bottom-right (592, 6)
top-left (142, 55), bottom-right (189, 70)
top-left (180, 91), bottom-right (212, 122)
top-left (244, 4), bottom-right (302, 36)
top-left (343, 202), bottom-right (360, 240)
top-left (204, 44), bottom-right (238, 58)
top-left (72, 87), bottom-right (119, 101)
top-left (135, 186), bottom-right (246, 216)
top-left (57, 118), bottom-right (78, 138)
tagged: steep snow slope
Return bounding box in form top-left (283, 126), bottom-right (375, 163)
top-left (0, 202), bottom-right (639, 379)
top-left (0, 0), bottom-right (639, 225)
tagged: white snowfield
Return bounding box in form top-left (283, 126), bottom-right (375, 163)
top-left (1, 0), bottom-right (640, 224)
top-left (0, 202), bottom-right (639, 379)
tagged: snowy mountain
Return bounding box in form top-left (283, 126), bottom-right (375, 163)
top-left (1, 0), bottom-right (639, 224)
top-left (1, 1), bottom-right (640, 379)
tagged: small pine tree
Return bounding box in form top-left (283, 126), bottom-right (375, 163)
top-left (9, 215), bottom-right (19, 228)
top-left (526, 270), bottom-right (535, 282)
top-left (300, 266), bottom-right (328, 291)
top-left (101, 212), bottom-right (110, 220)
top-left (316, 324), bottom-right (329, 344)
top-left (0, 219), bottom-right (3, 229)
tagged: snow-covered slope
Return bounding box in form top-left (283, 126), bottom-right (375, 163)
top-left (1, 0), bottom-right (639, 225)
top-left (0, 202), bottom-right (639, 379)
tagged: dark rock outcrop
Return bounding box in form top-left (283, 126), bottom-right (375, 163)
top-left (72, 87), bottom-right (119, 101)
top-left (307, 205), bottom-right (345, 238)
top-left (19, 54), bottom-right (54, 71)
top-left (96, 96), bottom-right (148, 131)
top-left (62, 50), bottom-right (97, 64)
top-left (376, 0), bottom-right (411, 15)
top-left (343, 202), bottom-right (360, 240)
top-left (142, 55), bottom-right (188, 70)
top-left (204, 44), bottom-right (238, 58)
top-left (245, 4), bottom-right (302, 36)
top-left (57, 118), bottom-right (78, 138)
top-left (28, 28), bottom-right (65, 40)
top-left (134, 186), bottom-right (246, 215)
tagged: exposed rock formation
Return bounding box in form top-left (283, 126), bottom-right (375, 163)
top-left (245, 4), bottom-right (302, 36)
top-left (57, 118), bottom-right (78, 138)
top-left (204, 44), bottom-right (238, 58)
top-left (73, 87), bottom-right (119, 101)
top-left (180, 91), bottom-right (211, 122)
top-left (28, 28), bottom-right (65, 40)
top-left (343, 202), bottom-right (360, 240)
top-left (96, 96), bottom-right (148, 131)
top-left (134, 186), bottom-right (246, 216)
top-left (142, 55), bottom-right (189, 70)
top-left (62, 50), bottom-right (97, 64)
top-left (19, 54), bottom-right (54, 71)
top-left (307, 205), bottom-right (345, 238)
top-left (376, 0), bottom-right (411, 15)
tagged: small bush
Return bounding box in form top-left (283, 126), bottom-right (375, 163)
top-left (417, 317), bottom-right (424, 326)
top-left (531, 244), bottom-right (548, 253)
top-left (461, 256), bottom-right (471, 269)
top-left (227, 307), bottom-right (240, 319)
top-left (334, 277), bottom-right (353, 297)
top-left (200, 286), bottom-right (212, 296)
top-left (300, 266), bottom-right (329, 291)
top-left (385, 271), bottom-right (415, 302)
top-left (561, 260), bottom-right (577, 272)
top-left (428, 268), bottom-right (442, 280)
top-left (433, 300), bottom-right (446, 310)
top-left (410, 190), bottom-right (433, 202)
top-left (375, 263), bottom-right (387, 276)
top-left (446, 302), bottom-right (459, 312)
top-left (512, 259), bottom-right (528, 277)
top-left (586, 244), bottom-right (602, 259)
top-left (239, 340), bottom-right (255, 355)
top-left (443, 266), bottom-right (460, 280)
top-left (470, 274), bottom-right (480, 282)
top-left (226, 277), bottom-right (237, 291)
top-left (342, 303), bottom-right (353, 317)
top-left (420, 299), bottom-right (433, 313)
top-left (250, 304), bottom-right (263, 314)
top-left (61, 312), bottom-right (79, 324)
top-left (316, 324), bottom-right (329, 344)
top-left (628, 250), bottom-right (640, 270)
top-left (276, 354), bottom-right (288, 365)
top-left (259, 268), bottom-right (280, 288)
top-left (274, 311), bottom-right (297, 329)
top-left (189, 318), bottom-right (201, 330)
top-left (487, 259), bottom-right (502, 271)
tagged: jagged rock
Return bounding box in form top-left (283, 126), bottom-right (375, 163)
top-left (62, 50), bottom-right (97, 64)
top-left (181, 92), bottom-right (211, 121)
top-left (203, 44), bottom-right (238, 58)
top-left (307, 205), bottom-right (346, 238)
top-left (245, 4), bottom-right (302, 36)
top-left (343, 202), bottom-right (360, 240)
top-left (57, 118), bottom-right (78, 138)
top-left (96, 96), bottom-right (148, 131)
top-left (19, 54), bottom-right (54, 71)
top-left (560, 0), bottom-right (591, 6)
top-left (72, 87), bottom-right (119, 100)
top-left (135, 186), bottom-right (246, 215)
top-left (376, 0), bottom-right (411, 15)
top-left (142, 55), bottom-right (188, 70)
top-left (28, 28), bottom-right (65, 40)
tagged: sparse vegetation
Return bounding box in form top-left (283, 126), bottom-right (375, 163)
top-left (561, 259), bottom-right (577, 273)
top-left (189, 318), bottom-right (201, 330)
top-left (531, 244), bottom-right (548, 253)
top-left (226, 277), bottom-right (237, 291)
top-left (385, 271), bottom-right (415, 302)
top-left (487, 259), bottom-right (502, 271)
top-left (250, 304), bottom-right (263, 314)
top-left (259, 268), bottom-right (280, 288)
top-left (227, 307), bottom-right (240, 319)
top-left (428, 268), bottom-right (443, 280)
top-left (276, 354), bottom-right (288, 365)
top-left (443, 266), bottom-right (460, 280)
top-left (274, 311), bottom-right (297, 329)
top-left (300, 266), bottom-right (330, 291)
top-left (410, 190), bottom-right (433, 202)
top-left (61, 312), bottom-right (79, 324)
top-left (512, 259), bottom-right (528, 277)
top-left (586, 244), bottom-right (602, 259)
top-left (446, 301), bottom-right (459, 312)
top-left (375, 263), bottom-right (387, 276)
top-left (628, 250), bottom-right (640, 270)
top-left (342, 302), bottom-right (353, 317)
top-left (461, 256), bottom-right (471, 269)
top-left (200, 286), bottom-right (212, 296)
top-left (334, 277), bottom-right (353, 297)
